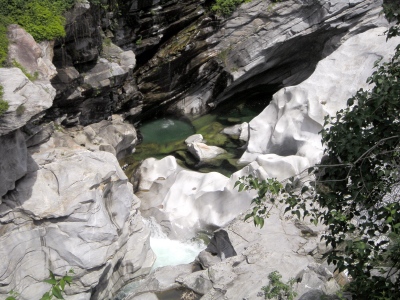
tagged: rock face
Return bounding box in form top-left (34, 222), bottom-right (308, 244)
top-left (48, 1), bottom-right (139, 126)
top-left (66, 115), bottom-right (138, 159)
top-left (188, 210), bottom-right (339, 299)
top-left (114, 0), bottom-right (205, 62)
top-left (0, 132), bottom-right (154, 300)
top-left (7, 24), bottom-right (57, 81)
top-left (133, 0), bottom-right (387, 119)
top-left (0, 68), bottom-right (55, 135)
top-left (240, 27), bottom-right (400, 179)
top-left (0, 26), bottom-right (57, 197)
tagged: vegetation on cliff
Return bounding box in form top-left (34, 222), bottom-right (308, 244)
top-left (0, 0), bottom-right (75, 65)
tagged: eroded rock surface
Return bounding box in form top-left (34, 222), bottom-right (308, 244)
top-left (134, 0), bottom-right (387, 118)
top-left (240, 27), bottom-right (400, 179)
top-left (136, 156), bottom-right (253, 240)
top-left (0, 132), bottom-right (154, 299)
top-left (66, 115), bottom-right (138, 159)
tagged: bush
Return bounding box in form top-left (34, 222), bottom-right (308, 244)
top-left (0, 18), bottom-right (9, 66)
top-left (0, 84), bottom-right (8, 116)
top-left (262, 271), bottom-right (297, 300)
top-left (211, 0), bottom-right (252, 17)
top-left (18, 1), bottom-right (66, 42)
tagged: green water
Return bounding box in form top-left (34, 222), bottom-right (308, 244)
top-left (120, 97), bottom-right (269, 178)
top-left (140, 118), bottom-right (195, 144)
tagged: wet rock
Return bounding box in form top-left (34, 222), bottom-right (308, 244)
top-left (187, 142), bottom-right (226, 162)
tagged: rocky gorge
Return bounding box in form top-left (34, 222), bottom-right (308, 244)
top-left (0, 0), bottom-right (399, 299)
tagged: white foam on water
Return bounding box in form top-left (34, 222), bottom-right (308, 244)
top-left (143, 217), bottom-right (206, 269)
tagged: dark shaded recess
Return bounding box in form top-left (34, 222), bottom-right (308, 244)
top-left (216, 26), bottom-right (348, 107)
top-left (205, 229), bottom-right (237, 259)
top-left (91, 264), bottom-right (112, 299)
top-left (53, 5), bottom-right (102, 68)
top-left (118, 0), bottom-right (205, 68)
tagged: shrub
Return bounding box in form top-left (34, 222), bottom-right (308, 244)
top-left (17, 1), bottom-right (66, 41)
top-left (0, 18), bottom-right (9, 66)
top-left (12, 60), bottom-right (38, 81)
top-left (211, 0), bottom-right (252, 17)
top-left (0, 84), bottom-right (8, 116)
top-left (262, 271), bottom-right (297, 300)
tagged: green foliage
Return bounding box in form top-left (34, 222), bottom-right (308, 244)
top-left (136, 35), bottom-right (142, 45)
top-left (0, 18), bottom-right (9, 66)
top-left (12, 60), bottom-right (38, 81)
top-left (383, 0), bottom-right (400, 39)
top-left (0, 84), bottom-right (8, 116)
top-left (7, 269), bottom-right (74, 300)
top-left (17, 1), bottom-right (66, 41)
top-left (211, 0), bottom-right (252, 17)
top-left (235, 175), bottom-right (285, 228)
top-left (262, 271), bottom-right (297, 300)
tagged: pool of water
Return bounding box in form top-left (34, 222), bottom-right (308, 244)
top-left (139, 118), bottom-right (196, 144)
top-left (120, 97), bottom-right (269, 177)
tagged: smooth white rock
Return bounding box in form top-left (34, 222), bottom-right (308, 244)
top-left (187, 142), bottom-right (226, 162)
top-left (240, 28), bottom-right (400, 180)
top-left (137, 156), bottom-right (253, 240)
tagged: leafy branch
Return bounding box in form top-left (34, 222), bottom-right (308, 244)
top-left (7, 269), bottom-right (74, 300)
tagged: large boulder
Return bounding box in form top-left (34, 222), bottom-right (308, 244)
top-left (7, 24), bottom-right (57, 81)
top-left (136, 156), bottom-right (253, 240)
top-left (0, 133), bottom-right (154, 300)
top-left (239, 27), bottom-right (400, 180)
top-left (0, 68), bottom-right (55, 135)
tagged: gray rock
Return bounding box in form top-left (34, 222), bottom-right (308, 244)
top-left (0, 130), bottom-right (28, 197)
top-left (25, 122), bottom-right (55, 148)
top-left (68, 116), bottom-right (137, 159)
top-left (178, 270), bottom-right (213, 295)
top-left (0, 133), bottom-right (154, 299)
top-left (124, 264), bottom-right (193, 299)
top-left (135, 0), bottom-right (387, 118)
top-left (205, 229), bottom-right (237, 260)
top-left (185, 134), bottom-right (204, 145)
top-left (187, 142), bottom-right (226, 162)
top-left (0, 68), bottom-right (55, 135)
top-left (7, 24), bottom-right (57, 81)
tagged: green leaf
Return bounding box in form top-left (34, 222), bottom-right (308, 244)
top-left (244, 213), bottom-right (253, 221)
top-left (52, 285), bottom-right (64, 299)
top-left (60, 278), bottom-right (66, 291)
top-left (40, 292), bottom-right (51, 300)
top-left (44, 278), bottom-right (57, 285)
